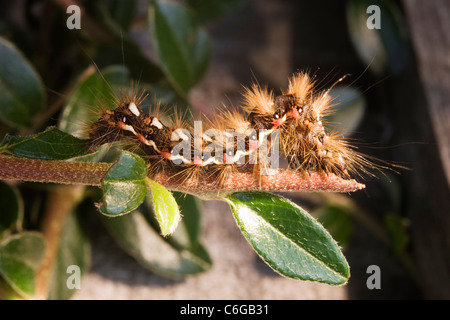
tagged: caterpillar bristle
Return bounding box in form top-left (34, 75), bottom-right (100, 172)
top-left (209, 105), bottom-right (249, 134)
top-left (241, 82), bottom-right (275, 116)
top-left (171, 106), bottom-right (193, 132)
top-left (284, 72), bottom-right (315, 102)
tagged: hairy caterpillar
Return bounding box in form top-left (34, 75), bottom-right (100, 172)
top-left (86, 72), bottom-right (381, 189)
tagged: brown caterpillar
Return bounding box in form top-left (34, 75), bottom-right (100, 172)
top-left (86, 72), bottom-right (382, 187)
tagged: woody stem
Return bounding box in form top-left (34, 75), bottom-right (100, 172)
top-left (0, 154), bottom-right (365, 196)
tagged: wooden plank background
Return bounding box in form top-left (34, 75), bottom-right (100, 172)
top-left (402, 0), bottom-right (450, 299)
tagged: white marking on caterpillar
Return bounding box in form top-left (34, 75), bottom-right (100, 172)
top-left (121, 124), bottom-right (138, 135)
top-left (141, 138), bottom-right (163, 154)
top-left (151, 117), bottom-right (163, 129)
top-left (128, 102), bottom-right (140, 117)
top-left (231, 149), bottom-right (250, 163)
top-left (202, 156), bottom-right (222, 166)
top-left (258, 128), bottom-right (275, 140)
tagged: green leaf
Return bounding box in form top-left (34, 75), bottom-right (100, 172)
top-left (146, 179), bottom-right (181, 236)
top-left (0, 37), bottom-right (45, 128)
top-left (48, 208), bottom-right (91, 300)
top-left (101, 207), bottom-right (212, 278)
top-left (0, 181), bottom-right (23, 237)
top-left (100, 151), bottom-right (148, 216)
top-left (0, 232), bottom-right (45, 298)
top-left (94, 44), bottom-right (165, 85)
top-left (314, 204), bottom-right (353, 248)
top-left (188, 0), bottom-right (248, 23)
top-left (1, 127), bottom-right (89, 160)
top-left (83, 1), bottom-right (164, 84)
top-left (346, 0), bottom-right (409, 76)
top-left (58, 65), bottom-right (130, 137)
top-left (226, 192), bottom-right (350, 285)
top-left (149, 0), bottom-right (211, 96)
top-left (144, 79), bottom-right (190, 112)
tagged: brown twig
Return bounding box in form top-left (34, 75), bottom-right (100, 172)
top-left (0, 153), bottom-right (364, 298)
top-left (0, 154), bottom-right (364, 196)
top-left (0, 155), bottom-right (109, 186)
top-left (153, 170), bottom-right (365, 199)
top-left (34, 185), bottom-right (85, 299)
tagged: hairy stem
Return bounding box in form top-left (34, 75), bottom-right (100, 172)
top-left (153, 170), bottom-right (365, 199)
top-left (0, 155), bottom-right (109, 186)
top-left (0, 154), bottom-right (365, 196)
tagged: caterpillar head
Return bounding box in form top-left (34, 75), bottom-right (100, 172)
top-left (273, 94), bottom-right (304, 126)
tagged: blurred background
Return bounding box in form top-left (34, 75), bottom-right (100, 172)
top-left (0, 0), bottom-right (449, 299)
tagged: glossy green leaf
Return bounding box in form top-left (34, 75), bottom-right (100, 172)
top-left (95, 44), bottom-right (165, 85)
top-left (0, 37), bottom-right (45, 128)
top-left (48, 209), bottom-right (91, 300)
top-left (326, 86), bottom-right (366, 136)
top-left (346, 0), bottom-right (409, 76)
top-left (101, 190), bottom-right (211, 277)
top-left (188, 0), bottom-right (248, 22)
top-left (101, 207), bottom-right (212, 278)
top-left (0, 232), bottom-right (45, 298)
top-left (314, 205), bottom-right (353, 248)
top-left (149, 0), bottom-right (211, 96)
top-left (1, 127), bottom-right (89, 160)
top-left (100, 151), bottom-right (148, 216)
top-left (58, 65), bottom-right (130, 137)
top-left (226, 192), bottom-right (350, 285)
top-left (84, 0), bottom-right (164, 84)
top-left (145, 79), bottom-right (190, 113)
top-left (0, 181), bottom-right (23, 237)
top-left (146, 179), bottom-right (181, 236)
